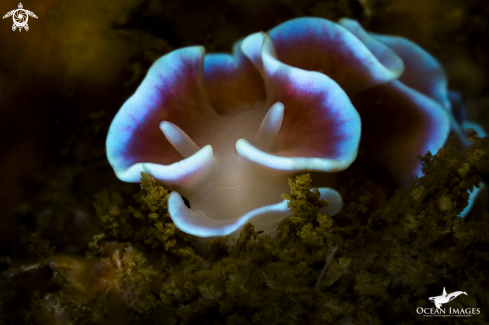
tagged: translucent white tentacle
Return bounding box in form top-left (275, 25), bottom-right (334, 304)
top-left (160, 121), bottom-right (201, 158)
top-left (253, 102), bottom-right (284, 151)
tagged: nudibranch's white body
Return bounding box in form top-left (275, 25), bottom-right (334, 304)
top-left (119, 100), bottom-right (351, 237)
top-left (107, 17), bottom-right (482, 237)
top-left (107, 30), bottom-right (362, 237)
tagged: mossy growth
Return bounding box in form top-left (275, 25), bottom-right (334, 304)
top-left (1, 137), bottom-right (489, 324)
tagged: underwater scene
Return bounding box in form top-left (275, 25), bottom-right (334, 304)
top-left (0, 0), bottom-right (488, 324)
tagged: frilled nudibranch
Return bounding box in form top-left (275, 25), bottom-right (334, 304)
top-left (107, 17), bottom-right (476, 237)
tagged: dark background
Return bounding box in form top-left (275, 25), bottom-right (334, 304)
top-left (0, 0), bottom-right (488, 251)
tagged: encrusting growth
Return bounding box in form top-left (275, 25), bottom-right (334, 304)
top-left (2, 136), bottom-right (489, 323)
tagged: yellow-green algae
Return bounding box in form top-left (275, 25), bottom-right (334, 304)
top-left (2, 0), bottom-right (489, 323)
top-left (1, 136), bottom-right (489, 324)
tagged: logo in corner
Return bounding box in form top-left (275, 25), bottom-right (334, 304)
top-left (429, 287), bottom-right (467, 309)
top-left (2, 3), bottom-right (38, 32)
top-left (416, 287), bottom-right (481, 317)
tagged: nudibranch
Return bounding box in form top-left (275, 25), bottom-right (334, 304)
top-left (335, 18), bottom-right (451, 186)
top-left (106, 23), bottom-right (365, 237)
top-left (338, 18), bottom-right (485, 216)
top-left (107, 17), bottom-right (477, 237)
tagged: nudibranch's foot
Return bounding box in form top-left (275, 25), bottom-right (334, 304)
top-left (168, 186), bottom-right (342, 237)
top-left (455, 123), bottom-right (487, 219)
top-left (461, 182), bottom-right (487, 219)
top-left (446, 90), bottom-right (487, 218)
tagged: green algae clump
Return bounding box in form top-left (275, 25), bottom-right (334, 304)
top-left (2, 137), bottom-right (489, 324)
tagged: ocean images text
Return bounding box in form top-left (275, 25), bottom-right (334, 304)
top-left (417, 307), bottom-right (481, 317)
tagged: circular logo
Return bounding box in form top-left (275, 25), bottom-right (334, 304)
top-left (13, 10), bottom-right (27, 27)
top-left (2, 3), bottom-right (38, 32)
